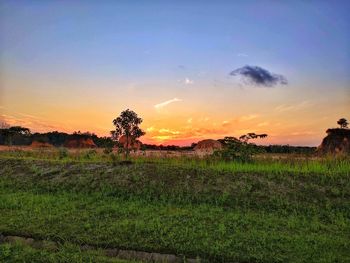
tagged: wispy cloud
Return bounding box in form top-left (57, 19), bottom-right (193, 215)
top-left (158, 128), bottom-right (181, 135)
top-left (290, 131), bottom-right (315, 136)
top-left (275, 101), bottom-right (311, 112)
top-left (238, 114), bottom-right (259, 121)
top-left (257, 121), bottom-right (269, 127)
top-left (215, 114), bottom-right (259, 127)
top-left (230, 65), bottom-right (287, 87)
top-left (237, 53), bottom-right (248, 57)
top-left (154, 98), bottom-right (182, 109)
top-left (0, 113), bottom-right (66, 132)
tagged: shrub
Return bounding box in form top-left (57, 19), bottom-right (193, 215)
top-left (83, 149), bottom-right (97, 160)
top-left (103, 147), bottom-right (113, 155)
top-left (213, 136), bottom-right (265, 162)
top-left (58, 147), bottom-right (68, 160)
top-left (110, 153), bottom-right (120, 166)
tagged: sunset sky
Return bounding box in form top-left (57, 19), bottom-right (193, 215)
top-left (1, 1), bottom-right (349, 146)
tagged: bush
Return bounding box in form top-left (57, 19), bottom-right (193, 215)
top-left (83, 149), bottom-right (97, 160)
top-left (213, 136), bottom-right (264, 162)
top-left (58, 147), bottom-right (69, 160)
top-left (103, 147), bottom-right (113, 155)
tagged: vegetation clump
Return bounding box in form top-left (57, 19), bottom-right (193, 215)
top-left (214, 133), bottom-right (267, 162)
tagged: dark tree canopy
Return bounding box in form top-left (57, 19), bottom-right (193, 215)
top-left (0, 126), bottom-right (31, 145)
top-left (239, 133), bottom-right (268, 143)
top-left (337, 118), bottom-right (348, 129)
top-left (8, 126), bottom-right (31, 135)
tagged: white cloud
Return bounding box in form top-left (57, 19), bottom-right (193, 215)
top-left (237, 53), bottom-right (248, 57)
top-left (154, 98), bottom-right (182, 109)
top-left (185, 78), bottom-right (194, 85)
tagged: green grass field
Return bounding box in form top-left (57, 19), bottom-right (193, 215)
top-left (0, 149), bottom-right (349, 262)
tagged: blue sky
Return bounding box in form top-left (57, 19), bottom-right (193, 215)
top-left (1, 0), bottom-right (349, 145)
top-left (1, 1), bottom-right (349, 80)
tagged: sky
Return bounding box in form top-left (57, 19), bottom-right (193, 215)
top-left (0, 0), bottom-right (349, 146)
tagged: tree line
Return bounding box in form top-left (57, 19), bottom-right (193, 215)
top-left (0, 127), bottom-right (114, 148)
top-left (0, 125), bottom-right (316, 153)
top-left (2, 110), bottom-right (346, 156)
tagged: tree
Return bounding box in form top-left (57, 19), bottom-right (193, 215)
top-left (0, 126), bottom-right (31, 145)
top-left (337, 118), bottom-right (348, 129)
top-left (8, 126), bottom-right (31, 135)
top-left (111, 109), bottom-right (145, 157)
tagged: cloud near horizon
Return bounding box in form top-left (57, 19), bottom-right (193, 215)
top-left (230, 65), bottom-right (287, 87)
top-left (154, 98), bottom-right (182, 109)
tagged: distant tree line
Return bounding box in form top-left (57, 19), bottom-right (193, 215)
top-left (142, 144), bottom-right (194, 151)
top-left (262, 145), bottom-right (316, 154)
top-left (0, 125), bottom-right (317, 153)
top-left (0, 126), bottom-right (114, 148)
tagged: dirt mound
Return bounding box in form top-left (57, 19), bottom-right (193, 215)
top-left (30, 141), bottom-right (54, 148)
top-left (118, 135), bottom-right (142, 151)
top-left (317, 128), bottom-right (350, 155)
top-left (194, 139), bottom-right (223, 154)
top-left (64, 138), bottom-right (96, 148)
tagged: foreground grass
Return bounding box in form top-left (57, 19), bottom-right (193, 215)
top-left (1, 189), bottom-right (349, 262)
top-left (0, 157), bottom-right (350, 262)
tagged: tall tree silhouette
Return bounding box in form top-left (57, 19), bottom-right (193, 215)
top-left (111, 109), bottom-right (145, 157)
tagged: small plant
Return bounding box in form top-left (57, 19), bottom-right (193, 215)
top-left (58, 147), bottom-right (68, 160)
top-left (110, 152), bottom-right (120, 166)
top-left (83, 149), bottom-right (97, 160)
top-left (103, 147), bottom-right (113, 155)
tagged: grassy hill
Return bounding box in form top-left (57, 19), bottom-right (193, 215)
top-left (0, 152), bottom-right (349, 262)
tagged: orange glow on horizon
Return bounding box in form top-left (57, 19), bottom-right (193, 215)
top-left (0, 107), bottom-right (342, 147)
top-left (1, 79), bottom-right (348, 147)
